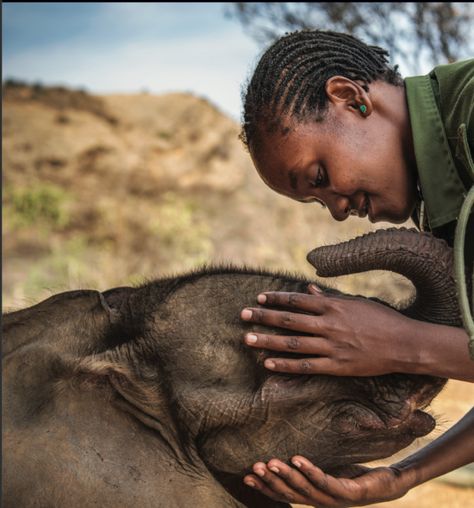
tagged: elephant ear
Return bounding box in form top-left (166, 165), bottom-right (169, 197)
top-left (306, 227), bottom-right (460, 327)
top-left (3, 289), bottom-right (127, 358)
top-left (102, 286), bottom-right (134, 313)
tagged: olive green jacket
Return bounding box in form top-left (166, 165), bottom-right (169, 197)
top-left (406, 59), bottom-right (474, 355)
top-left (405, 58), bottom-right (474, 246)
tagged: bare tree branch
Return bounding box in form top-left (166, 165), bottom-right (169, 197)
top-left (225, 2), bottom-right (474, 73)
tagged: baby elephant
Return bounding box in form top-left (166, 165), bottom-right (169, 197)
top-left (3, 228), bottom-right (459, 508)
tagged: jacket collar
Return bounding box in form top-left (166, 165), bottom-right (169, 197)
top-left (405, 73), bottom-right (467, 230)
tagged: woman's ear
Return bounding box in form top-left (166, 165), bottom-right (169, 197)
top-left (325, 76), bottom-right (373, 116)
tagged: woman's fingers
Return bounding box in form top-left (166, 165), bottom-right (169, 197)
top-left (244, 460), bottom-right (344, 507)
top-left (244, 332), bottom-right (330, 355)
top-left (246, 463), bottom-right (319, 505)
top-left (266, 459), bottom-right (338, 506)
top-left (240, 289), bottom-right (334, 333)
top-left (244, 464), bottom-right (304, 504)
top-left (308, 283), bottom-right (323, 295)
top-left (243, 473), bottom-right (289, 503)
top-left (243, 457), bottom-right (405, 508)
top-left (257, 290), bottom-right (328, 313)
top-left (263, 357), bottom-right (344, 375)
top-left (293, 456), bottom-right (363, 502)
top-left (241, 307), bottom-right (323, 334)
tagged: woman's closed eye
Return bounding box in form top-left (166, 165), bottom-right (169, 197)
top-left (309, 166), bottom-right (326, 188)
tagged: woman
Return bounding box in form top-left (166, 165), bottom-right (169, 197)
top-left (239, 29), bottom-right (473, 506)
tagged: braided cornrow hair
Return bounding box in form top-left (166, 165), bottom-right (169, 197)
top-left (240, 29), bottom-right (402, 149)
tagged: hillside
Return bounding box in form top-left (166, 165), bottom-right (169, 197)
top-left (2, 82), bottom-right (413, 309)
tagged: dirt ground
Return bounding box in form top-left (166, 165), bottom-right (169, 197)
top-left (293, 380), bottom-right (474, 508)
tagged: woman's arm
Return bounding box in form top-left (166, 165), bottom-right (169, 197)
top-left (243, 408), bottom-right (474, 507)
top-left (241, 285), bottom-right (474, 382)
top-left (241, 285), bottom-right (474, 505)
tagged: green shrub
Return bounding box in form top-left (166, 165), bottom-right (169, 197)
top-left (149, 192), bottom-right (212, 268)
top-left (5, 184), bottom-right (70, 230)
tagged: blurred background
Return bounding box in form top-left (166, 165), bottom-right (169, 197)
top-left (3, 3), bottom-right (474, 506)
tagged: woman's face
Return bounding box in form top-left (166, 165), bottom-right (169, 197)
top-left (249, 80), bottom-right (418, 224)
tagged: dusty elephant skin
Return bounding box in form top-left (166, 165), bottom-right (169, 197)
top-left (3, 228), bottom-right (461, 508)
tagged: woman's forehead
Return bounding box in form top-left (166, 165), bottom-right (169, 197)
top-left (251, 140), bottom-right (319, 196)
top-left (255, 122), bottom-right (327, 168)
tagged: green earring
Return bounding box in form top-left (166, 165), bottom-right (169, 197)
top-left (359, 104), bottom-right (367, 114)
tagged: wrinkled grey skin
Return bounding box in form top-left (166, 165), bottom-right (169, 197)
top-left (3, 229), bottom-right (460, 508)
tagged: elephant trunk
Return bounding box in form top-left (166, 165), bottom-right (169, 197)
top-left (306, 228), bottom-right (461, 327)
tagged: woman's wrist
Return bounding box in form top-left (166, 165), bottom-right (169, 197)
top-left (390, 408), bottom-right (474, 488)
top-left (390, 457), bottom-right (427, 491)
top-left (388, 315), bottom-right (431, 375)
top-left (392, 317), bottom-right (474, 381)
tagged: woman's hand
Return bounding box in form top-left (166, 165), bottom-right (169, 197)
top-left (244, 408), bottom-right (474, 506)
top-left (240, 284), bottom-right (417, 377)
top-left (243, 456), bottom-right (413, 507)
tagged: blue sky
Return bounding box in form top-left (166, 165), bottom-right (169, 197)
top-left (2, 2), bottom-right (261, 120)
top-left (3, 2), bottom-right (454, 121)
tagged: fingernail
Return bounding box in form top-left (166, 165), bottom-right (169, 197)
top-left (241, 309), bottom-right (252, 320)
top-left (269, 466), bottom-right (280, 474)
top-left (246, 334), bottom-right (258, 344)
top-left (257, 294), bottom-right (267, 304)
top-left (255, 468), bottom-right (265, 477)
top-left (245, 480), bottom-right (256, 488)
top-left (265, 360), bottom-right (276, 369)
top-left (292, 459), bottom-right (302, 468)
top-left (309, 284), bottom-right (322, 293)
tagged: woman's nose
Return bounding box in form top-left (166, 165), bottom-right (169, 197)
top-left (328, 196), bottom-right (351, 221)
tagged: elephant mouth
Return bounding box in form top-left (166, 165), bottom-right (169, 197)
top-left (326, 400), bottom-right (436, 468)
top-left (371, 403), bottom-right (436, 438)
top-left (402, 408), bottom-right (436, 437)
top-left (323, 408), bottom-right (433, 478)
top-left (391, 377), bottom-right (444, 437)
top-left (331, 379), bottom-right (440, 439)
top-left (381, 382), bottom-right (440, 438)
top-left (262, 372), bottom-right (442, 439)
